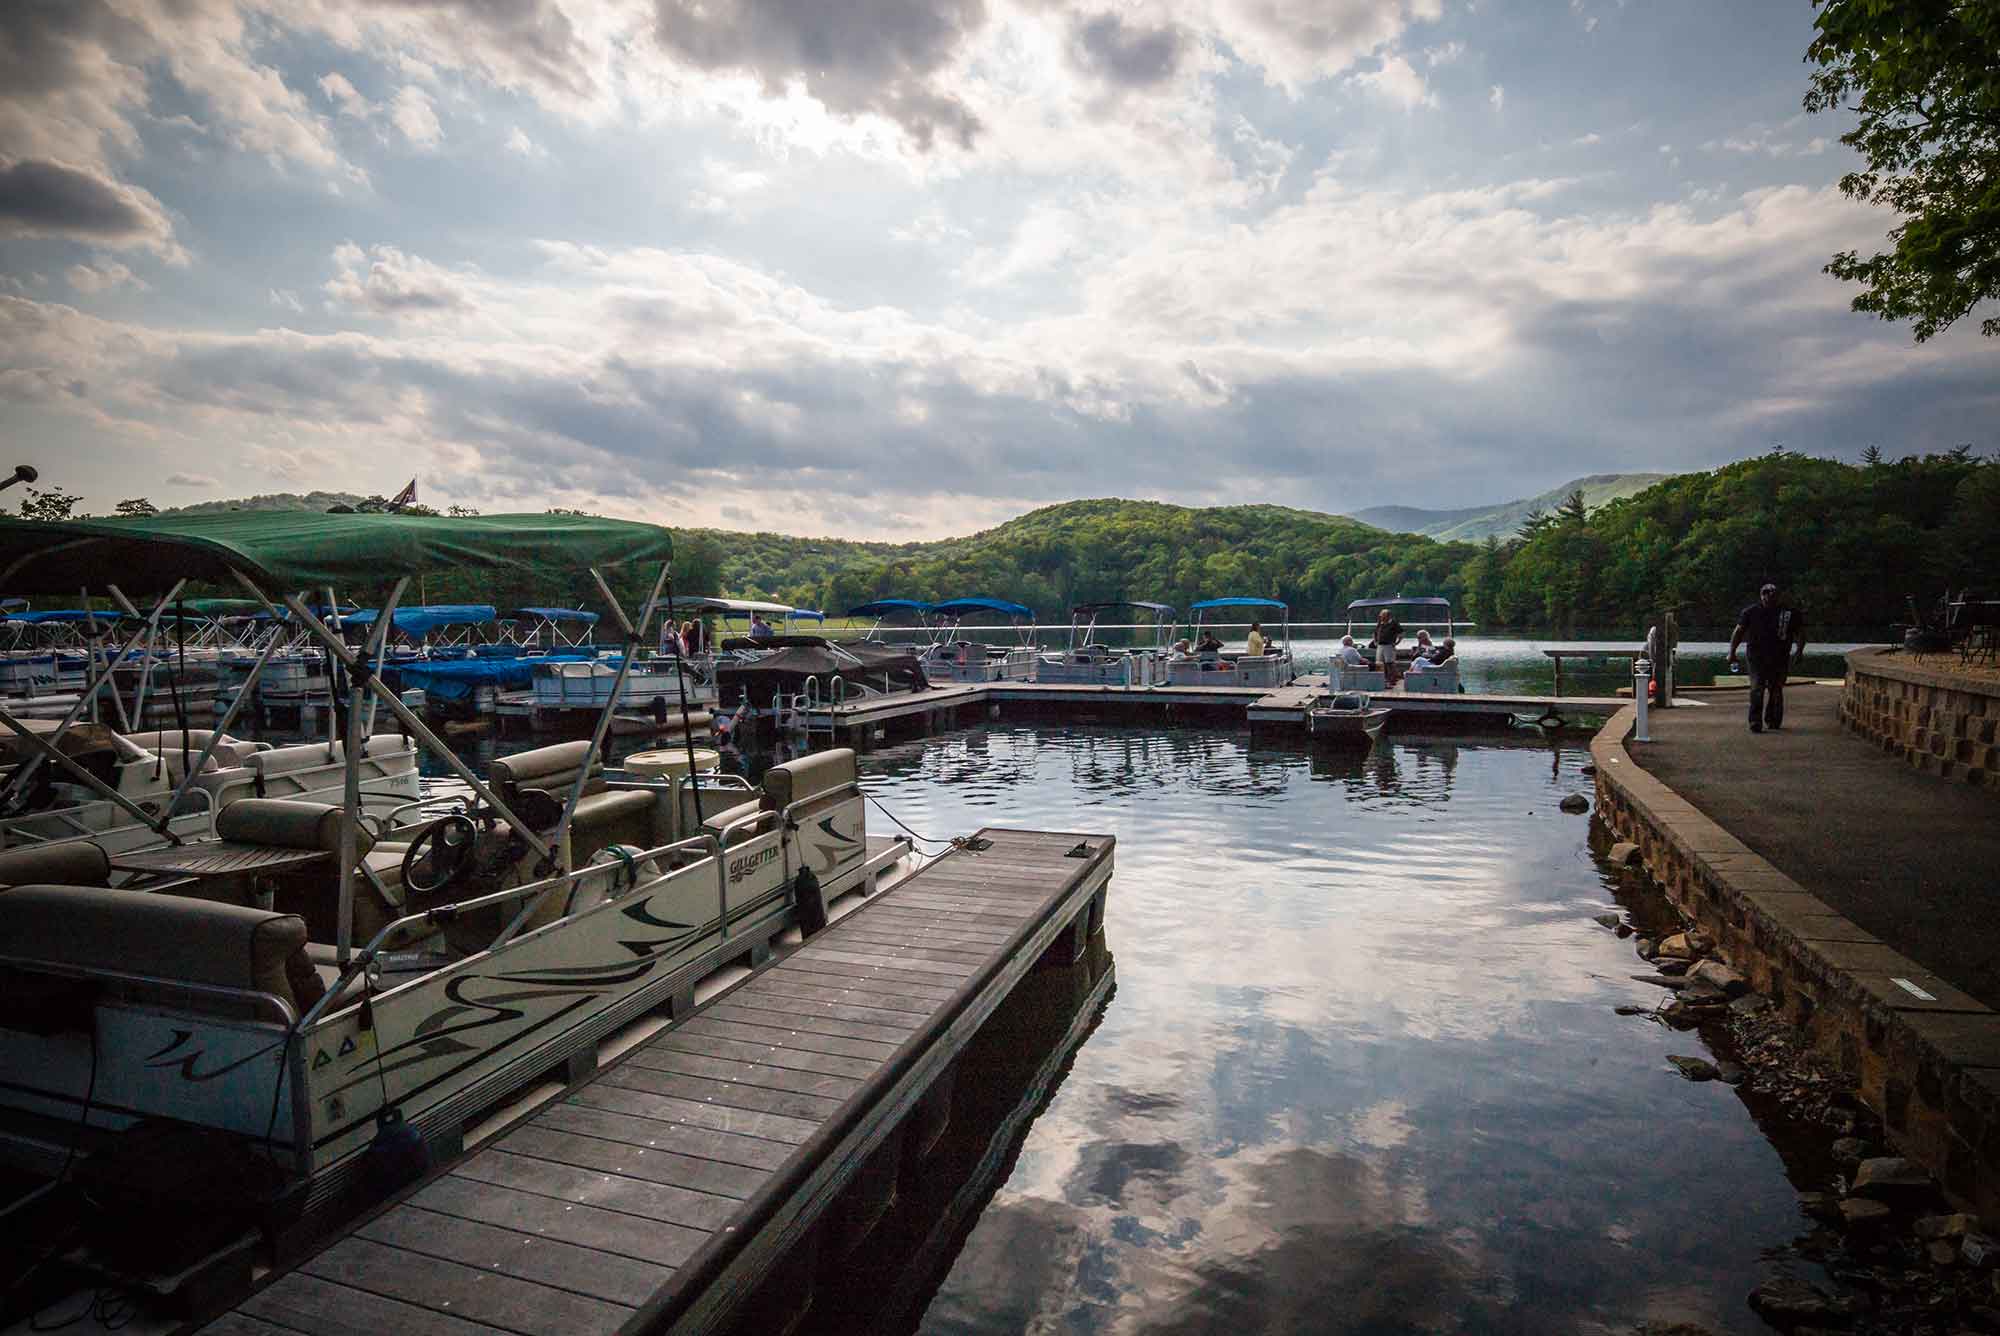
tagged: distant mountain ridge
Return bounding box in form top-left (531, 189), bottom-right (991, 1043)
top-left (1353, 473), bottom-right (1671, 542)
top-left (164, 491), bottom-right (369, 515)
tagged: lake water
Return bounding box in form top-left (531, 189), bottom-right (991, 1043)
top-left (392, 638), bottom-right (1855, 1332)
top-left (858, 724), bottom-right (1808, 1336)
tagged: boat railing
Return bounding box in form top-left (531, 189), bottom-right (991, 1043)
top-left (0, 949), bottom-right (298, 1028)
top-left (305, 831), bottom-right (733, 1029)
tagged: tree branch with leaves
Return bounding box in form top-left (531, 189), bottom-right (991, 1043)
top-left (1804, 0), bottom-right (2000, 341)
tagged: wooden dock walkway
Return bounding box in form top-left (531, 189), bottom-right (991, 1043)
top-left (799, 675), bottom-right (1627, 746)
top-left (197, 828), bottom-right (1114, 1336)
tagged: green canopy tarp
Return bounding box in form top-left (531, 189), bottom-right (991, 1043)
top-left (0, 512), bottom-right (674, 595)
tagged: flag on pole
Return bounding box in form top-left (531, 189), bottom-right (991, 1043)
top-left (388, 477), bottom-right (418, 510)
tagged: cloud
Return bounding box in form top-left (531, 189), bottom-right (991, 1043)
top-left (1572, 131), bottom-right (1601, 146)
top-left (16, 177), bottom-right (1994, 538)
top-left (651, 0), bottom-right (988, 150)
top-left (505, 125), bottom-right (546, 157)
top-left (1069, 12), bottom-right (1188, 89)
top-left (1488, 84), bottom-right (1504, 111)
top-left (1206, 0), bottom-right (1444, 92)
top-left (269, 288), bottom-right (304, 311)
top-left (318, 71), bottom-right (372, 118)
top-left (1352, 55), bottom-right (1435, 111)
top-left (389, 86), bottom-right (443, 148)
top-left (65, 260), bottom-right (144, 293)
top-left (0, 158), bottom-right (182, 260)
top-left (322, 242), bottom-right (476, 316)
top-left (165, 472), bottom-right (219, 487)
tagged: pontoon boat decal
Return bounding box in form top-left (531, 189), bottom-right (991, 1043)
top-left (146, 1029), bottom-right (281, 1083)
top-left (810, 815), bottom-right (862, 872)
top-left (729, 844), bottom-right (779, 883)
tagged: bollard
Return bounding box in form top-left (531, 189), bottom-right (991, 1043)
top-left (1633, 654), bottom-right (1651, 742)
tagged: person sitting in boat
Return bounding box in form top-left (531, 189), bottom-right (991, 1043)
top-left (1195, 630), bottom-right (1223, 658)
top-left (684, 618), bottom-right (707, 654)
top-left (1412, 629), bottom-right (1436, 661)
top-left (660, 622), bottom-right (686, 656)
top-left (1170, 638), bottom-right (1194, 660)
top-left (1246, 621), bottom-right (1267, 657)
top-left (1434, 637), bottom-right (1457, 663)
top-left (1338, 635), bottom-right (1369, 668)
top-left (748, 612), bottom-right (775, 641)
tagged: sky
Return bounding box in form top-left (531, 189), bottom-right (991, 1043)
top-left (0, 0), bottom-right (1993, 540)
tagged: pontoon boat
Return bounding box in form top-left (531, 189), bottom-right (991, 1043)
top-left (1033, 601), bottom-right (1176, 686)
top-left (1168, 597), bottom-right (1294, 687)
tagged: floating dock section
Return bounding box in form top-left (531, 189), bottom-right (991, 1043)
top-left (195, 828), bottom-right (1114, 1336)
top-left (797, 675), bottom-right (1626, 748)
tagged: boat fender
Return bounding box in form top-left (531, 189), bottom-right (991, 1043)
top-left (360, 1106), bottom-right (431, 1198)
top-left (794, 865), bottom-right (827, 938)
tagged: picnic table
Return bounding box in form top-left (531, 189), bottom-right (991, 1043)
top-left (109, 841), bottom-right (331, 906)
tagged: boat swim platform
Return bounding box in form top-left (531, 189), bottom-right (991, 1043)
top-left (192, 828), bottom-right (1115, 1336)
top-left (797, 675), bottom-right (1627, 745)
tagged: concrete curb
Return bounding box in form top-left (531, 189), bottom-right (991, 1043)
top-left (1591, 705), bottom-right (2000, 1217)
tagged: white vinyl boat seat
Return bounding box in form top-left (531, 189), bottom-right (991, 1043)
top-left (489, 740), bottom-right (656, 854)
top-left (1403, 656), bottom-right (1460, 693)
top-left (122, 730), bottom-right (266, 778)
top-left (0, 841), bottom-right (113, 888)
top-left (0, 884), bottom-right (323, 1017)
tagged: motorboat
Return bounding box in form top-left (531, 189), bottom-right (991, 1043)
top-left (1308, 691), bottom-right (1391, 745)
top-left (924, 596), bottom-right (1038, 682)
top-left (1033, 601), bottom-right (1176, 686)
top-left (0, 508), bottom-right (912, 1278)
top-left (1341, 596), bottom-right (1463, 693)
top-left (1168, 597), bottom-right (1295, 688)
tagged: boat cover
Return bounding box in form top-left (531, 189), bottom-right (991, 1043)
top-left (847, 599), bottom-right (933, 618)
top-left (0, 512), bottom-right (673, 593)
top-left (1071, 601), bottom-right (1175, 617)
top-left (344, 605), bottom-right (498, 638)
top-left (381, 653), bottom-right (593, 702)
top-left (933, 597), bottom-right (1032, 619)
top-left (1347, 597), bottom-right (1452, 612)
top-left (716, 642), bottom-right (929, 708)
top-left (511, 607), bottom-right (600, 624)
top-left (1189, 597), bottom-right (1288, 613)
top-left (0, 609), bottom-right (126, 626)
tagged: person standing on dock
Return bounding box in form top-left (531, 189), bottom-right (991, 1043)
top-left (1727, 582), bottom-right (1805, 733)
top-left (1246, 621), bottom-right (1267, 656)
top-left (748, 611), bottom-right (775, 641)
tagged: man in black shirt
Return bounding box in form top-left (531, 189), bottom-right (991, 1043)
top-left (1727, 582), bottom-right (1805, 732)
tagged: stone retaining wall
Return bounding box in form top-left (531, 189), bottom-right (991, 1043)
top-left (1592, 707), bottom-right (2000, 1219)
top-left (1841, 647), bottom-right (2000, 792)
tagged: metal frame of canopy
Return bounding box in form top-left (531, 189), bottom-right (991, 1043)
top-left (1345, 596), bottom-right (1456, 639)
top-left (1186, 596), bottom-right (1290, 649)
top-left (1063, 600), bottom-right (1178, 653)
top-left (0, 512), bottom-right (682, 966)
top-left (508, 605), bottom-right (599, 650)
top-left (0, 513), bottom-right (912, 1211)
top-left (845, 599), bottom-right (937, 647)
top-left (927, 596), bottom-right (1039, 681)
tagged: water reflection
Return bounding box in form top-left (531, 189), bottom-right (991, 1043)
top-left (891, 726), bottom-right (1799, 1336)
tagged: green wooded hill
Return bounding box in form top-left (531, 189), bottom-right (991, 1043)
top-left (149, 450), bottom-right (1995, 635)
top-left (1353, 473), bottom-right (1671, 542)
top-left (677, 499), bottom-right (1473, 624)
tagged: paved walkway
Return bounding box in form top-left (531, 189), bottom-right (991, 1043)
top-left (1635, 685), bottom-right (2000, 1009)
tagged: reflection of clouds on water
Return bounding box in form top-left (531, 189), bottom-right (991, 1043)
top-left (897, 726), bottom-right (1794, 1336)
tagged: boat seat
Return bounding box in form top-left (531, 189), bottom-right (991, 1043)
top-left (216, 798), bottom-right (372, 854)
top-left (0, 884), bottom-right (322, 1017)
top-left (122, 730), bottom-right (265, 777)
top-left (0, 841), bottom-right (111, 888)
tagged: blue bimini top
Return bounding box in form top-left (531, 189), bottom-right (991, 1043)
top-left (1189, 597), bottom-right (1288, 613)
top-left (933, 597), bottom-right (1033, 620)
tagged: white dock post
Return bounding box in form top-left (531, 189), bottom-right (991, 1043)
top-left (1632, 654), bottom-right (1652, 742)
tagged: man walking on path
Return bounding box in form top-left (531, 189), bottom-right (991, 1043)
top-left (1728, 582), bottom-right (1805, 733)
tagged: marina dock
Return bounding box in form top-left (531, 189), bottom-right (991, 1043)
top-left (194, 828), bottom-right (1114, 1336)
top-left (796, 675), bottom-right (1627, 748)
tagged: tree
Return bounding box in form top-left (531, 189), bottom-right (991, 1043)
top-left (114, 497), bottom-right (157, 517)
top-left (1804, 0), bottom-right (2000, 340)
top-left (18, 486), bottom-right (82, 522)
top-left (1860, 444), bottom-right (1883, 467)
top-left (445, 504), bottom-right (481, 517)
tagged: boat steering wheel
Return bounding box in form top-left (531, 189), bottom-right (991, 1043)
top-left (401, 813), bottom-right (479, 897)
